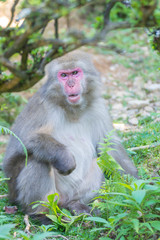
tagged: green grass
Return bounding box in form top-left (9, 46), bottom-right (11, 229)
top-left (124, 114), bottom-right (160, 178)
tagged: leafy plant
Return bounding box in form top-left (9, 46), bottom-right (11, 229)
top-left (97, 133), bottom-right (123, 179)
top-left (0, 223), bottom-right (60, 240)
top-left (0, 93), bottom-right (26, 127)
top-left (91, 178), bottom-right (160, 239)
top-left (0, 224), bottom-right (15, 240)
top-left (32, 193), bottom-right (87, 233)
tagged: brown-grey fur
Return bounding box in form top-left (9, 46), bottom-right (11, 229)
top-left (3, 51), bottom-right (138, 216)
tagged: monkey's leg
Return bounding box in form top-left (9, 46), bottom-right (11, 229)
top-left (64, 158), bottom-right (104, 215)
top-left (65, 201), bottom-right (91, 215)
top-left (16, 160), bottom-right (56, 215)
top-left (97, 138), bottom-right (138, 178)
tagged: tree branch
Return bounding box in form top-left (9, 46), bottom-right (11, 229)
top-left (0, 194), bottom-right (8, 199)
top-left (54, 18), bottom-right (59, 39)
top-left (104, 0), bottom-right (121, 26)
top-left (128, 142), bottom-right (160, 151)
top-left (4, 30), bottom-right (31, 58)
top-left (7, 0), bottom-right (20, 27)
top-left (27, 38), bottom-right (64, 51)
top-left (0, 0), bottom-right (159, 93)
top-left (0, 56), bottom-right (27, 79)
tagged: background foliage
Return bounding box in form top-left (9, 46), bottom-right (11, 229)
top-left (0, 0), bottom-right (160, 93)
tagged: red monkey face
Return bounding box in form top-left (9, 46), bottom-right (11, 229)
top-left (57, 67), bottom-right (83, 104)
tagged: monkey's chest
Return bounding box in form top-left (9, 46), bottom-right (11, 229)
top-left (53, 123), bottom-right (97, 179)
top-left (55, 129), bottom-right (96, 170)
top-left (53, 134), bottom-right (97, 202)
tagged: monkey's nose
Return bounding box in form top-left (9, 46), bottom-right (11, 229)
top-left (67, 78), bottom-right (75, 88)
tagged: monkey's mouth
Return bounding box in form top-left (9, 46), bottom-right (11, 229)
top-left (68, 94), bottom-right (80, 103)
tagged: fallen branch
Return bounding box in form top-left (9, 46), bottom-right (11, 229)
top-left (128, 142), bottom-right (160, 151)
top-left (24, 214), bottom-right (31, 234)
top-left (52, 235), bottom-right (69, 240)
top-left (0, 194), bottom-right (8, 199)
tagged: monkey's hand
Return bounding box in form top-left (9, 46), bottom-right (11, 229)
top-left (27, 133), bottom-right (76, 175)
top-left (53, 148), bottom-right (76, 175)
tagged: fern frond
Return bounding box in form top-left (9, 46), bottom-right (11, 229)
top-left (0, 126), bottom-right (28, 165)
top-left (97, 134), bottom-right (122, 178)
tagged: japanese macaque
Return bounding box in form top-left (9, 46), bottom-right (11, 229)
top-left (3, 51), bottom-right (138, 219)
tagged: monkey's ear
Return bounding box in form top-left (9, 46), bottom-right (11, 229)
top-left (44, 61), bottom-right (53, 75)
top-left (44, 59), bottom-right (60, 79)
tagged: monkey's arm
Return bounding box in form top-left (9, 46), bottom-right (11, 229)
top-left (95, 106), bottom-right (138, 178)
top-left (97, 138), bottom-right (138, 178)
top-left (26, 132), bottom-right (76, 175)
top-left (108, 139), bottom-right (138, 178)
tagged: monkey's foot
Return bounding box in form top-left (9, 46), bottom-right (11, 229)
top-left (30, 214), bottom-right (53, 225)
top-left (67, 201), bottom-right (91, 215)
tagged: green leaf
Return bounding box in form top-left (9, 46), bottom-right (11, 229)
top-left (32, 232), bottom-right (54, 240)
top-left (85, 216), bottom-right (111, 226)
top-left (117, 183), bottom-right (134, 191)
top-left (46, 214), bottom-right (59, 224)
top-left (0, 224), bottom-right (15, 238)
top-left (150, 221), bottom-right (160, 231)
top-left (123, 199), bottom-right (141, 209)
top-left (145, 214), bottom-right (160, 219)
top-left (141, 222), bottom-right (153, 233)
top-left (144, 199), bottom-right (159, 207)
top-left (90, 227), bottom-right (108, 232)
top-left (131, 219), bottom-right (139, 233)
top-left (132, 190), bottom-right (146, 204)
top-left (104, 200), bottom-right (132, 208)
top-left (0, 126), bottom-right (28, 165)
top-left (132, 180), bottom-right (146, 190)
top-left (16, 231), bottom-right (30, 240)
top-left (47, 193), bottom-right (59, 205)
top-left (109, 213), bottom-right (128, 223)
top-left (61, 208), bottom-right (72, 216)
top-left (104, 192), bottom-right (131, 199)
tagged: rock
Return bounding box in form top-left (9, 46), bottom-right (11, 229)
top-left (133, 76), bottom-right (143, 90)
top-left (128, 117), bottom-right (138, 125)
top-left (144, 106), bottom-right (154, 112)
top-left (121, 113), bottom-right (128, 120)
top-left (144, 83), bottom-right (160, 92)
top-left (155, 102), bottom-right (160, 107)
top-left (139, 110), bottom-right (150, 117)
top-left (109, 64), bottom-right (119, 71)
top-left (154, 118), bottom-right (160, 123)
top-left (113, 123), bottom-right (129, 131)
top-left (128, 99), bottom-right (149, 109)
top-left (112, 103), bottom-right (123, 110)
top-left (127, 109), bottom-right (138, 117)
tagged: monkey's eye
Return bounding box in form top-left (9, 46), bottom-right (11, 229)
top-left (61, 73), bottom-right (67, 78)
top-left (72, 71), bottom-right (78, 75)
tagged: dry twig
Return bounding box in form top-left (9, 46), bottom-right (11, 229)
top-left (52, 235), bottom-right (69, 240)
top-left (24, 214), bottom-right (31, 234)
top-left (128, 142), bottom-right (160, 151)
top-left (0, 194), bottom-right (8, 199)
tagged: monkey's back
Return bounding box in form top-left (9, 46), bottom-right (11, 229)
top-left (3, 91), bottom-right (47, 171)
